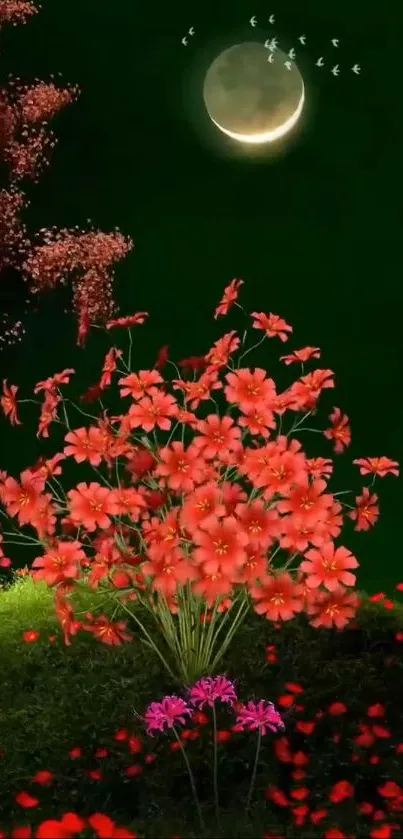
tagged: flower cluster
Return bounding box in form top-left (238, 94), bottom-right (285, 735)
top-left (0, 280), bottom-right (399, 678)
top-left (0, 5), bottom-right (132, 350)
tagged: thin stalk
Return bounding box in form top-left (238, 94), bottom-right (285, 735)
top-left (212, 703), bottom-right (221, 829)
top-left (172, 725), bottom-right (205, 834)
top-left (118, 600), bottom-right (177, 683)
top-left (245, 728), bottom-right (262, 816)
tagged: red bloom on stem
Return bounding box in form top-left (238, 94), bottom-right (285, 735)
top-left (1, 468), bottom-right (45, 524)
top-left (224, 368), bottom-right (276, 412)
top-left (353, 457), bottom-right (399, 478)
top-left (277, 477), bottom-right (333, 526)
top-left (289, 369), bottom-right (335, 411)
top-left (180, 483), bottom-right (226, 535)
top-left (300, 543), bottom-right (359, 591)
top-left (34, 368), bottom-right (75, 395)
top-left (193, 414), bottom-right (241, 460)
top-left (250, 573), bottom-right (304, 622)
top-left (214, 278), bottom-right (243, 318)
top-left (193, 515), bottom-right (248, 575)
top-left (251, 312), bottom-right (293, 342)
top-left (106, 311), bottom-right (149, 330)
top-left (1, 379), bottom-right (21, 425)
top-left (118, 369), bottom-right (163, 400)
top-left (307, 585), bottom-right (359, 628)
top-left (127, 388), bottom-right (177, 432)
top-left (280, 346), bottom-right (321, 365)
top-left (348, 487), bottom-right (379, 531)
top-left (235, 499), bottom-right (280, 549)
top-left (67, 482), bottom-right (119, 531)
top-left (323, 408), bottom-right (351, 453)
top-left (31, 540), bottom-right (85, 586)
top-left (155, 442), bottom-right (205, 492)
top-left (81, 613), bottom-right (133, 646)
top-left (99, 347), bottom-right (122, 389)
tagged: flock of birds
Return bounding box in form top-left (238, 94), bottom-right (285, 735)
top-left (250, 15), bottom-right (361, 75)
top-left (181, 16), bottom-right (361, 77)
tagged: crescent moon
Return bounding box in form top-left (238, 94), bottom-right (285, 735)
top-left (209, 83), bottom-right (305, 144)
top-left (203, 43), bottom-right (305, 147)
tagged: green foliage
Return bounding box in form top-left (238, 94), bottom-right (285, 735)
top-left (0, 576), bottom-right (403, 835)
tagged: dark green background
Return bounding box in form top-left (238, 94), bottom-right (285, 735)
top-left (0, 0), bottom-right (401, 593)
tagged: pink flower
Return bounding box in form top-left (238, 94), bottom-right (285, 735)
top-left (144, 695), bottom-right (192, 735)
top-left (189, 675), bottom-right (237, 709)
top-left (236, 700), bottom-right (284, 735)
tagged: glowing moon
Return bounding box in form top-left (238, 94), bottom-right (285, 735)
top-left (203, 42), bottom-right (305, 145)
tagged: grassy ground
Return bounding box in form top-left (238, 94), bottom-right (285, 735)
top-left (1, 576), bottom-right (403, 837)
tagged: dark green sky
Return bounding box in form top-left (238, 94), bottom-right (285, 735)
top-left (0, 0), bottom-right (401, 593)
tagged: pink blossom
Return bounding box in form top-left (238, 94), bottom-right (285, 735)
top-left (236, 700), bottom-right (284, 735)
top-left (188, 675), bottom-right (237, 709)
top-left (144, 695), bottom-right (192, 736)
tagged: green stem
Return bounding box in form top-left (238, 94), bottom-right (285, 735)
top-left (172, 725), bottom-right (205, 834)
top-left (212, 703), bottom-right (220, 829)
top-left (245, 728), bottom-right (262, 816)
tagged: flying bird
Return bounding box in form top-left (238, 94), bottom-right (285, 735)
top-left (352, 64), bottom-right (361, 74)
top-left (181, 36), bottom-right (188, 46)
top-left (284, 60), bottom-right (292, 71)
top-left (269, 14), bottom-right (275, 23)
top-left (188, 26), bottom-right (195, 36)
top-left (298, 34), bottom-right (306, 45)
top-left (331, 64), bottom-right (340, 76)
top-left (269, 37), bottom-right (278, 51)
top-left (250, 15), bottom-right (257, 27)
top-left (267, 52), bottom-right (274, 63)
top-left (288, 47), bottom-right (296, 59)
top-left (331, 38), bottom-right (339, 47)
top-left (264, 38), bottom-right (271, 48)
top-left (316, 56), bottom-right (324, 67)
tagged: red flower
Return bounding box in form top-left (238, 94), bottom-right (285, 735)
top-left (291, 786), bottom-right (310, 800)
top-left (67, 482), bottom-right (119, 531)
top-left (106, 311), bottom-right (149, 329)
top-left (278, 694), bottom-right (295, 708)
top-left (323, 408), bottom-right (351, 453)
top-left (15, 791), bottom-right (39, 808)
top-left (31, 540), bottom-right (85, 586)
top-left (193, 515), bottom-right (248, 576)
top-left (280, 346), bottom-right (321, 365)
top-left (328, 702), bottom-right (348, 716)
top-left (328, 780), bottom-right (354, 803)
top-left (307, 585), bottom-right (359, 629)
top-left (353, 457), bottom-right (399, 478)
top-left (193, 414), bottom-right (241, 460)
top-left (284, 682), bottom-right (304, 695)
top-left (22, 630), bottom-right (39, 643)
top-left (214, 278), bottom-right (243, 318)
top-left (296, 721), bottom-right (315, 736)
top-left (156, 442), bottom-right (205, 493)
top-left (277, 477), bottom-right (333, 526)
top-left (31, 770), bottom-right (54, 785)
top-left (216, 730), bottom-right (232, 743)
top-left (251, 573), bottom-right (304, 622)
top-left (224, 368), bottom-right (276, 413)
top-left (1, 379), bottom-right (21, 425)
top-left (378, 782), bottom-right (402, 798)
top-left (251, 311), bottom-right (293, 342)
top-left (127, 389), bottom-right (177, 432)
top-left (348, 487), bottom-right (379, 531)
top-left (370, 828), bottom-right (394, 839)
top-left (367, 703), bottom-right (386, 718)
top-left (301, 543), bottom-right (359, 591)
